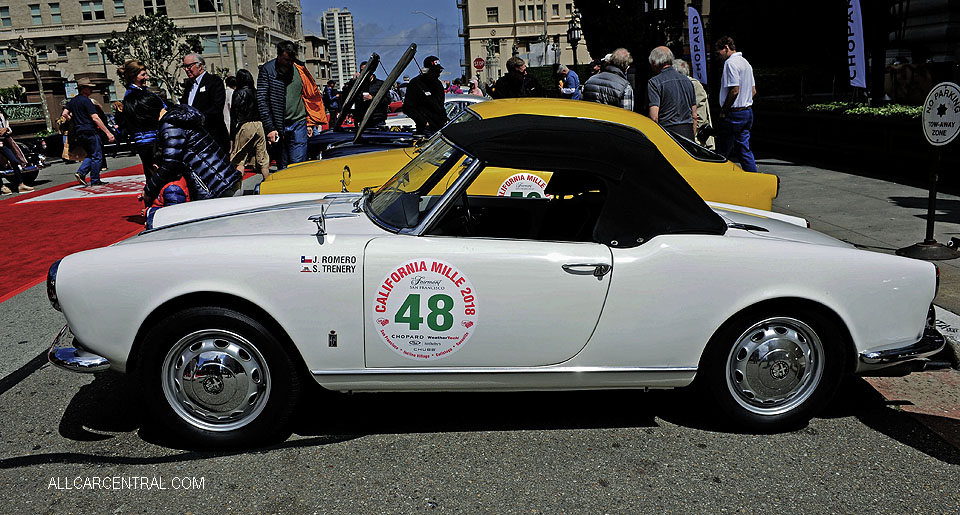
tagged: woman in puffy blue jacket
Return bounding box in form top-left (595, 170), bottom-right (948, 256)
top-left (125, 89), bottom-right (242, 207)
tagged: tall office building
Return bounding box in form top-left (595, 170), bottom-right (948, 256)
top-left (323, 7), bottom-right (356, 88)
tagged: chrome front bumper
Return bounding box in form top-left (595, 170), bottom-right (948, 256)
top-left (858, 327), bottom-right (946, 372)
top-left (48, 325), bottom-right (110, 373)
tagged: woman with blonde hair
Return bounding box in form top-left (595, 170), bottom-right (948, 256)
top-left (119, 59), bottom-right (165, 177)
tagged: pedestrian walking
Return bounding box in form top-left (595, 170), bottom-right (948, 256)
top-left (557, 64), bottom-right (581, 100)
top-left (582, 48), bottom-right (634, 111)
top-left (256, 40), bottom-right (328, 170)
top-left (180, 53), bottom-right (230, 154)
top-left (673, 59), bottom-right (715, 149)
top-left (402, 55), bottom-right (447, 136)
top-left (62, 79), bottom-right (115, 187)
top-left (230, 69), bottom-right (270, 180)
top-left (467, 78), bottom-right (484, 97)
top-left (646, 46), bottom-right (697, 140)
top-left (715, 36), bottom-right (758, 172)
top-left (119, 59), bottom-right (165, 178)
top-left (490, 57), bottom-right (544, 99)
top-left (0, 106), bottom-right (33, 194)
top-left (323, 80), bottom-right (340, 121)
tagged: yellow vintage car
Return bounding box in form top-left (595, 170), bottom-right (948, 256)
top-left (259, 98), bottom-right (779, 210)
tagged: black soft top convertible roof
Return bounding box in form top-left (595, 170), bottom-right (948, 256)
top-left (441, 114), bottom-right (727, 248)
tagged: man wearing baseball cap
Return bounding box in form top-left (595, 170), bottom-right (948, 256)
top-left (401, 55), bottom-right (446, 135)
top-left (62, 79), bottom-right (115, 187)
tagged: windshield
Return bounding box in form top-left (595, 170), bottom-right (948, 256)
top-left (368, 137), bottom-right (473, 230)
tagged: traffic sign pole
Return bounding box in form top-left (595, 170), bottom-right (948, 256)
top-left (897, 82), bottom-right (960, 260)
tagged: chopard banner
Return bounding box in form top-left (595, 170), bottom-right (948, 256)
top-left (847, 0), bottom-right (866, 87)
top-left (687, 6), bottom-right (707, 84)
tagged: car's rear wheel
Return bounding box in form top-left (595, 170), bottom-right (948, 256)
top-left (137, 307), bottom-right (301, 448)
top-left (699, 311), bottom-right (845, 430)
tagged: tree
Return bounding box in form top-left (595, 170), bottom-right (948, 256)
top-left (101, 13), bottom-right (202, 102)
top-left (6, 37), bottom-right (53, 131)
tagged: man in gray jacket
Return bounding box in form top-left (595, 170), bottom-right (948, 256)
top-left (582, 48), bottom-right (634, 111)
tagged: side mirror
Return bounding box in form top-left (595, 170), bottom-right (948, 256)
top-left (340, 165), bottom-right (352, 192)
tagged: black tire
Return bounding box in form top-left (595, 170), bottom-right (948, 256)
top-left (137, 306), bottom-right (301, 448)
top-left (697, 309), bottom-right (846, 430)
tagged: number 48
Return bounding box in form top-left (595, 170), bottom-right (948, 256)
top-left (395, 294), bottom-right (454, 331)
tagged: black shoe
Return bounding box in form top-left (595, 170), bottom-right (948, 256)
top-left (90, 180), bottom-right (107, 186)
top-left (74, 172), bottom-right (86, 186)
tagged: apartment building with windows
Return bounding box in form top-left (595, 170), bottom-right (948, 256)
top-left (458, 0), bottom-right (587, 83)
top-left (0, 0), bottom-right (303, 128)
top-left (304, 32), bottom-right (331, 85)
top-left (323, 7), bottom-right (355, 89)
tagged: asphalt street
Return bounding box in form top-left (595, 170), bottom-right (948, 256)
top-left (0, 152), bottom-right (958, 512)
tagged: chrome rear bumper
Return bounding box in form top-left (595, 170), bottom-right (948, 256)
top-left (858, 327), bottom-right (945, 372)
top-left (48, 325), bottom-right (110, 373)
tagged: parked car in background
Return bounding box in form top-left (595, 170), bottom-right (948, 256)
top-left (0, 139), bottom-right (46, 185)
top-left (46, 113), bottom-right (944, 448)
top-left (260, 98), bottom-right (781, 211)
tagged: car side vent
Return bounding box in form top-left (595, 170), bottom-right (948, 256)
top-left (727, 223), bottom-right (769, 232)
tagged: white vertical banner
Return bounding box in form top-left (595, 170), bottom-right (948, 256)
top-left (847, 0), bottom-right (866, 87)
top-left (687, 6), bottom-right (707, 84)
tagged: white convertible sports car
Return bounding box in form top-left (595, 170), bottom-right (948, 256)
top-left (47, 114), bottom-right (945, 448)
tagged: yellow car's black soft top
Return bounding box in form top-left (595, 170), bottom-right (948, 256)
top-left (441, 114), bottom-right (727, 248)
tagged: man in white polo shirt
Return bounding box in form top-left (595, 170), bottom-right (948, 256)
top-left (715, 36), bottom-right (758, 172)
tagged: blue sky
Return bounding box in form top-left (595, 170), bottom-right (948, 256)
top-left (302, 1), bottom-right (464, 81)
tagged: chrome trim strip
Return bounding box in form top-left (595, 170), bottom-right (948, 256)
top-left (859, 328), bottom-right (945, 366)
top-left (312, 366), bottom-right (697, 376)
top-left (47, 325), bottom-right (111, 373)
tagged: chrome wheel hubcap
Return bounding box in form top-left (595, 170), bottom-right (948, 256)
top-left (161, 329), bottom-right (271, 431)
top-left (726, 317), bottom-right (823, 415)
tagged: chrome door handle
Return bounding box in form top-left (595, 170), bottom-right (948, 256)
top-left (562, 263), bottom-right (612, 280)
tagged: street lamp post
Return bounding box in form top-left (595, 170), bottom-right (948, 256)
top-left (412, 10), bottom-right (440, 58)
top-left (566, 9), bottom-right (582, 66)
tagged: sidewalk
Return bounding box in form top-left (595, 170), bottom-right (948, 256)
top-left (763, 156), bottom-right (960, 447)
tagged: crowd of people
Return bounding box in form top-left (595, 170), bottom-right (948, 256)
top-left (33, 35), bottom-right (756, 211)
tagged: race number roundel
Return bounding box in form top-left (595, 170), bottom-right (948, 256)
top-left (497, 173), bottom-right (548, 198)
top-left (372, 259), bottom-right (478, 361)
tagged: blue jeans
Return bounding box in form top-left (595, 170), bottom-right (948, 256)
top-left (75, 132), bottom-right (103, 181)
top-left (716, 108), bottom-right (757, 172)
top-left (279, 119), bottom-right (308, 170)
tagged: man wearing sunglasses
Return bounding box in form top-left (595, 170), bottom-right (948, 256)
top-left (180, 53), bottom-right (229, 153)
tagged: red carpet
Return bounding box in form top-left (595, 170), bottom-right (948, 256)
top-left (0, 165), bottom-right (146, 303)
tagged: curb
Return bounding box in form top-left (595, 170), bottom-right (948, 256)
top-left (934, 305), bottom-right (960, 367)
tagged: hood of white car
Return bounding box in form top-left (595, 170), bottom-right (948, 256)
top-left (125, 193), bottom-right (382, 243)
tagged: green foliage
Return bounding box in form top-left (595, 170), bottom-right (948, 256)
top-left (35, 128), bottom-right (58, 137)
top-left (101, 13), bottom-right (202, 101)
top-left (806, 102), bottom-right (922, 119)
top-left (0, 85), bottom-right (24, 103)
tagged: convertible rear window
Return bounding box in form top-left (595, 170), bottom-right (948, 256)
top-left (671, 132), bottom-right (726, 162)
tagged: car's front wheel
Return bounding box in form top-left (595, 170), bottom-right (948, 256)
top-left (137, 307), bottom-right (301, 448)
top-left (699, 310), bottom-right (846, 430)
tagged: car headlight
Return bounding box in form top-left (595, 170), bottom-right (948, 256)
top-left (47, 259), bottom-right (61, 311)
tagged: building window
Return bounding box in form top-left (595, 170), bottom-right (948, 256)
top-left (81, 0), bottom-right (106, 20)
top-left (30, 4), bottom-right (42, 24)
top-left (527, 5), bottom-right (534, 20)
top-left (518, 6), bottom-right (525, 21)
top-left (536, 4), bottom-right (543, 20)
top-left (114, 0), bottom-right (124, 15)
top-left (188, 0), bottom-right (196, 13)
top-left (199, 0), bottom-right (221, 13)
top-left (49, 2), bottom-right (61, 22)
top-left (486, 7), bottom-right (498, 23)
top-left (56, 44), bottom-right (67, 58)
top-left (143, 0), bottom-right (166, 15)
top-left (566, 3), bottom-right (572, 15)
top-left (201, 35), bottom-right (219, 54)
top-left (552, 4), bottom-right (559, 17)
top-left (87, 42), bottom-right (100, 63)
top-left (0, 7), bottom-right (12, 27)
top-left (37, 46), bottom-right (48, 60)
